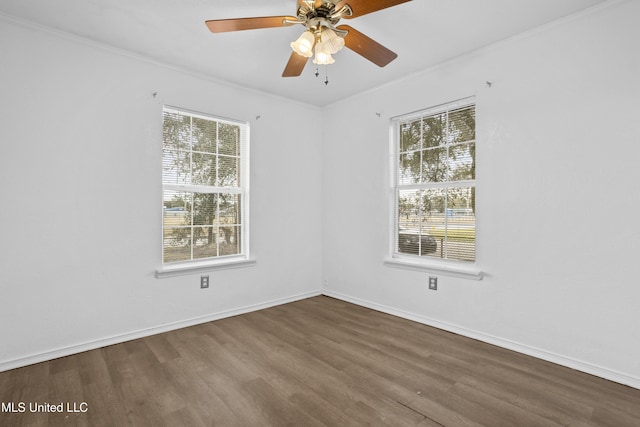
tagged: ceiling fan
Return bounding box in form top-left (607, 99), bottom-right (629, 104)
top-left (205, 0), bottom-right (412, 77)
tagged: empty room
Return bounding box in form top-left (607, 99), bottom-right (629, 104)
top-left (1, 0), bottom-right (639, 425)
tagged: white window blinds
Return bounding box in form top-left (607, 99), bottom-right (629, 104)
top-left (162, 107), bottom-right (249, 264)
top-left (392, 98), bottom-right (476, 262)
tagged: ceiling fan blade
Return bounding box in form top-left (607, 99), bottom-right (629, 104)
top-left (337, 25), bottom-right (397, 67)
top-left (335, 0), bottom-right (412, 18)
top-left (205, 16), bottom-right (297, 33)
top-left (282, 52), bottom-right (309, 77)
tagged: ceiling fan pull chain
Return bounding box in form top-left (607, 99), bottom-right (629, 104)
top-left (324, 66), bottom-right (329, 85)
top-left (315, 67), bottom-right (320, 77)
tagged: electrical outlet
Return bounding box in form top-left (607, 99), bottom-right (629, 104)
top-left (428, 276), bottom-right (438, 291)
top-left (200, 275), bottom-right (209, 289)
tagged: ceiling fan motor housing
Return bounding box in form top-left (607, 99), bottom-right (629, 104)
top-left (297, 1), bottom-right (352, 31)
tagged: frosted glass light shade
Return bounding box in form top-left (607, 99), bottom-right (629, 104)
top-left (313, 50), bottom-right (335, 65)
top-left (290, 31), bottom-right (315, 58)
top-left (319, 28), bottom-right (345, 54)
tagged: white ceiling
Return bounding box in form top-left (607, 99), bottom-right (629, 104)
top-left (0, 0), bottom-right (609, 106)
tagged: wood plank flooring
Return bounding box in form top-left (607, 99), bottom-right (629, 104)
top-left (1, 296), bottom-right (639, 426)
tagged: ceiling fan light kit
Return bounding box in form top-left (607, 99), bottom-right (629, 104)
top-left (205, 0), bottom-right (412, 78)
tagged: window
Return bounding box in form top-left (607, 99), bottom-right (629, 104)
top-left (391, 98), bottom-right (476, 263)
top-left (162, 107), bottom-right (249, 266)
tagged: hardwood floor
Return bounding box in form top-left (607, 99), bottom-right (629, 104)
top-left (1, 296), bottom-right (639, 426)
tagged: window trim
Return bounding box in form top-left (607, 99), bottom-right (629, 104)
top-left (156, 257), bottom-right (256, 279)
top-left (387, 97), bottom-right (483, 279)
top-left (157, 106), bottom-right (251, 277)
top-left (383, 257), bottom-right (483, 280)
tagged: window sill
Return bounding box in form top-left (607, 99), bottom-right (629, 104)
top-left (156, 257), bottom-right (256, 279)
top-left (384, 257), bottom-right (483, 280)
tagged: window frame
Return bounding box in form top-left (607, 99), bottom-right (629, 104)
top-left (386, 97), bottom-right (483, 280)
top-left (156, 106), bottom-right (253, 278)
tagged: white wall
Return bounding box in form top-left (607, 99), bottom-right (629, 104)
top-left (322, 0), bottom-right (640, 387)
top-left (0, 19), bottom-right (322, 368)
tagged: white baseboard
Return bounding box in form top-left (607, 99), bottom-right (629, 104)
top-left (322, 289), bottom-right (640, 390)
top-left (4, 288), bottom-right (638, 391)
top-left (0, 290), bottom-right (322, 373)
